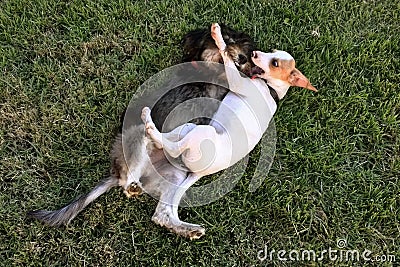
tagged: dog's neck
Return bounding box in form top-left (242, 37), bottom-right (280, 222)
top-left (266, 79), bottom-right (290, 100)
top-left (266, 83), bottom-right (280, 105)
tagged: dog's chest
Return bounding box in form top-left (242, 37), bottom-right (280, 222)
top-left (211, 84), bottom-right (276, 149)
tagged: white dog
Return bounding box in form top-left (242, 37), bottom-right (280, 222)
top-left (141, 23), bottom-right (317, 237)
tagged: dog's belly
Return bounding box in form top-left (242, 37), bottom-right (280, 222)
top-left (182, 96), bottom-right (270, 175)
top-left (212, 91), bottom-right (270, 146)
top-left (183, 87), bottom-right (275, 176)
top-left (182, 131), bottom-right (233, 175)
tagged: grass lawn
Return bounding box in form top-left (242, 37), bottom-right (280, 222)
top-left (1, 0), bottom-right (399, 266)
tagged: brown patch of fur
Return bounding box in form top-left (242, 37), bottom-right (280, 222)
top-left (288, 69), bottom-right (316, 91)
top-left (110, 134), bottom-right (128, 187)
top-left (201, 48), bottom-right (222, 63)
top-left (269, 59), bottom-right (296, 83)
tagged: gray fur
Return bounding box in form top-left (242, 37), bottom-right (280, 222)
top-left (27, 177), bottom-right (119, 226)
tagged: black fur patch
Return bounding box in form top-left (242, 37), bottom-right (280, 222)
top-left (182, 24), bottom-right (256, 67)
top-left (150, 25), bottom-right (258, 129)
top-left (120, 25), bottom-right (258, 130)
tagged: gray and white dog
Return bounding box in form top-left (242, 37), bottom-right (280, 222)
top-left (28, 24), bottom-right (258, 239)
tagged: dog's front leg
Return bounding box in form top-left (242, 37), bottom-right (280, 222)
top-left (211, 23), bottom-right (252, 94)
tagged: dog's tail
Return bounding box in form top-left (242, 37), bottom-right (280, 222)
top-left (27, 177), bottom-right (119, 226)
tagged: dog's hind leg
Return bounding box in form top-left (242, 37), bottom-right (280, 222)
top-left (152, 172), bottom-right (205, 240)
top-left (162, 123), bottom-right (197, 142)
top-left (141, 107), bottom-right (196, 141)
top-left (152, 201), bottom-right (206, 240)
top-left (141, 107), bottom-right (196, 158)
top-left (170, 173), bottom-right (202, 218)
top-left (112, 125), bottom-right (152, 198)
top-left (170, 173), bottom-right (205, 239)
top-left (142, 106), bottom-right (218, 167)
top-left (149, 169), bottom-right (205, 239)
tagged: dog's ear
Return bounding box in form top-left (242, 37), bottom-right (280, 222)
top-left (288, 69), bottom-right (317, 92)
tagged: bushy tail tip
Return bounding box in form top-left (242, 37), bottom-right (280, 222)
top-left (27, 177), bottom-right (119, 226)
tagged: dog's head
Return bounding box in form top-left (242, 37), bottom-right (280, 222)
top-left (182, 24), bottom-right (256, 76)
top-left (251, 50), bottom-right (317, 98)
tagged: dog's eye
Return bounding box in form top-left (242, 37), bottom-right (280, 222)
top-left (238, 54), bottom-right (247, 64)
top-left (272, 59), bottom-right (279, 67)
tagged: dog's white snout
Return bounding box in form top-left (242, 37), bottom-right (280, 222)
top-left (252, 51), bottom-right (258, 59)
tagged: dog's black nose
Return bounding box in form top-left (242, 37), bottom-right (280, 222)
top-left (238, 54), bottom-right (247, 64)
top-left (252, 51), bottom-right (257, 58)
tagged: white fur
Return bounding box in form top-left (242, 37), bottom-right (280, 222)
top-left (252, 50), bottom-right (294, 99)
top-left (144, 24), bottom-right (284, 177)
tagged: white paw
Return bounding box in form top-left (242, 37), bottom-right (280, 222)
top-left (141, 107), bottom-right (151, 124)
top-left (211, 23), bottom-right (226, 51)
top-left (140, 108), bottom-right (163, 149)
top-left (211, 23), bottom-right (221, 35)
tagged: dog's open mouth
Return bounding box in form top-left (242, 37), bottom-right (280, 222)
top-left (250, 66), bottom-right (265, 76)
top-left (244, 65), bottom-right (264, 78)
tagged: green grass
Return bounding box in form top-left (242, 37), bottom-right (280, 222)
top-left (1, 0), bottom-right (399, 266)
